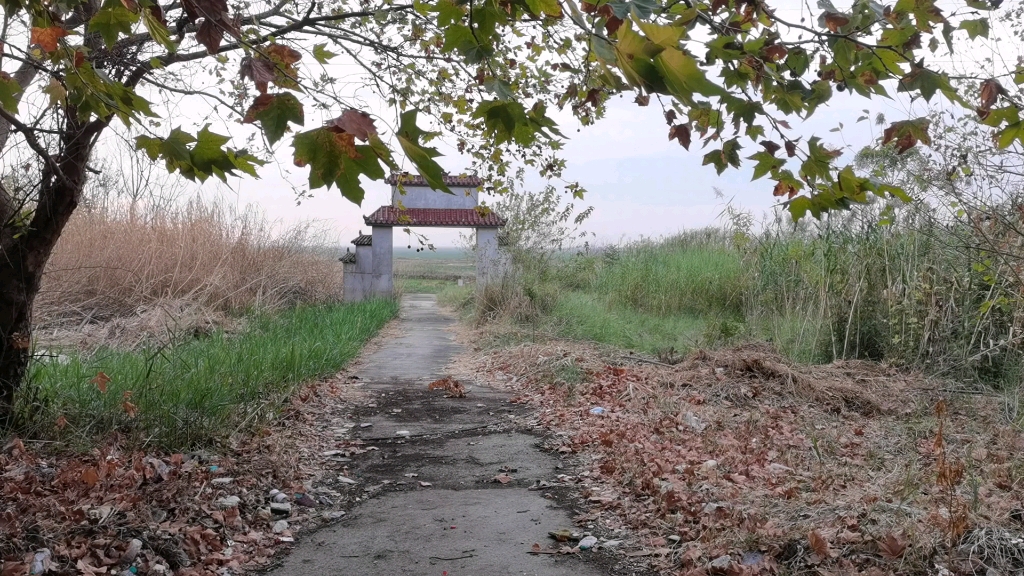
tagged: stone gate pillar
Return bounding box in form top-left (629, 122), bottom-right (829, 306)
top-left (370, 226), bottom-right (394, 297)
top-left (476, 227), bottom-right (501, 286)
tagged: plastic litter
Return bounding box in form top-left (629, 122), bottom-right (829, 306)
top-left (578, 536), bottom-right (599, 550)
top-left (589, 407), bottom-right (606, 415)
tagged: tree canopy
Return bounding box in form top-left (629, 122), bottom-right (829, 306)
top-left (0, 0), bottom-right (1017, 220)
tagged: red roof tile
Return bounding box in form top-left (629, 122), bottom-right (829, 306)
top-left (385, 172), bottom-right (483, 187)
top-left (364, 206), bottom-right (505, 227)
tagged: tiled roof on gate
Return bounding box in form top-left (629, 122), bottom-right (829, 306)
top-left (363, 206), bottom-right (505, 227)
top-left (385, 172), bottom-right (484, 187)
top-left (339, 251), bottom-right (357, 264)
top-left (351, 234), bottom-right (372, 246)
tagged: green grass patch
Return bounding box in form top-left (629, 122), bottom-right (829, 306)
top-left (596, 243), bottom-right (745, 317)
top-left (17, 299), bottom-right (398, 450)
top-left (551, 292), bottom-right (708, 355)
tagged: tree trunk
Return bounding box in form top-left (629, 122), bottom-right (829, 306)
top-left (0, 123), bottom-right (96, 429)
top-left (0, 243), bottom-right (45, 429)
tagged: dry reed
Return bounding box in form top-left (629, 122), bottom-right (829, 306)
top-left (36, 199), bottom-right (342, 334)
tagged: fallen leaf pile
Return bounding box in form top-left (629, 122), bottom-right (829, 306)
top-left (1, 376), bottom-right (377, 576)
top-left (427, 376), bottom-right (466, 398)
top-left (454, 340), bottom-right (1024, 575)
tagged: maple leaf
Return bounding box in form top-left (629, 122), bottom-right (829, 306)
top-left (760, 140), bottom-right (781, 155)
top-left (240, 56), bottom-right (276, 94)
top-left (328, 109), bottom-right (378, 142)
top-left (182, 0), bottom-right (229, 24)
top-left (822, 13), bottom-right (850, 32)
top-left (30, 26), bottom-right (69, 52)
top-left (808, 529), bottom-right (832, 559)
top-left (243, 93), bottom-right (304, 145)
top-left (0, 73), bottom-right (21, 113)
top-left (668, 124), bottom-right (691, 149)
top-left (266, 44), bottom-right (302, 65)
top-left (55, 414), bottom-right (68, 429)
top-left (196, 19), bottom-right (225, 53)
top-left (90, 0), bottom-right (143, 47)
top-left (81, 467), bottom-right (100, 487)
top-left (785, 140), bottom-right (798, 157)
top-left (978, 78), bottom-right (1004, 113)
top-left (877, 533), bottom-right (906, 559)
top-left (882, 118), bottom-right (931, 154)
top-left (763, 44), bottom-right (787, 62)
top-left (91, 372), bottom-right (111, 393)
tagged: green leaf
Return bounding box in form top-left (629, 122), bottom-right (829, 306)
top-left (134, 126), bottom-right (263, 183)
top-left (89, 0), bottom-right (139, 47)
top-left (41, 78), bottom-right (67, 107)
top-left (243, 93), bottom-right (304, 145)
top-left (312, 43), bottom-right (338, 64)
top-left (143, 8), bottom-right (175, 52)
top-left (525, 0), bottom-right (562, 18)
top-left (958, 18), bottom-right (989, 39)
top-left (749, 151), bottom-right (783, 180)
top-left (996, 121), bottom-right (1024, 149)
top-left (396, 110), bottom-right (452, 194)
top-left (636, 19), bottom-right (683, 48)
top-left (654, 47), bottom-right (725, 105)
top-left (0, 75), bottom-right (21, 113)
top-left (702, 139), bottom-right (742, 175)
top-left (435, 0), bottom-right (467, 26)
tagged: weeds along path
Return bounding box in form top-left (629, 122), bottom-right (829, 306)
top-left (267, 294), bottom-right (631, 576)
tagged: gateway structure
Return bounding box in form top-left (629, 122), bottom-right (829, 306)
top-left (341, 173), bottom-right (508, 302)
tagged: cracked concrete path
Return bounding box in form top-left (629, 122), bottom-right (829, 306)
top-left (266, 294), bottom-right (615, 576)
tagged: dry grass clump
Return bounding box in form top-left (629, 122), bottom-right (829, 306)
top-left (35, 200), bottom-right (342, 348)
top-left (455, 339), bottom-right (1024, 575)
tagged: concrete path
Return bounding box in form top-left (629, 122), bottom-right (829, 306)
top-left (267, 294), bottom-right (618, 576)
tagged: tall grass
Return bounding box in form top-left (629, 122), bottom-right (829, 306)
top-left (37, 199), bottom-right (342, 329)
top-left (746, 206), bottom-right (1023, 384)
top-left (17, 299), bottom-right (398, 449)
top-left (467, 205), bottom-right (1024, 390)
top-left (592, 238), bottom-right (744, 317)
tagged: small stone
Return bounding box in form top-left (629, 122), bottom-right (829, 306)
top-left (326, 511), bottom-right (346, 520)
top-left (270, 502), bottom-right (292, 515)
top-left (578, 536), bottom-right (598, 550)
top-left (256, 508), bottom-right (272, 520)
top-left (601, 540), bottom-right (623, 549)
top-left (272, 520), bottom-right (289, 534)
top-left (151, 566), bottom-right (167, 575)
top-left (273, 492), bottom-right (289, 503)
top-left (667, 535), bottom-right (681, 543)
top-left (211, 477), bottom-right (234, 485)
top-left (338, 476), bottom-right (357, 485)
top-left (360, 423), bottom-right (372, 428)
top-left (709, 555), bottom-right (732, 572)
top-left (741, 551), bottom-right (765, 566)
top-left (395, 430), bottom-right (411, 436)
top-left (216, 496), bottom-right (240, 509)
top-left (269, 489), bottom-right (281, 497)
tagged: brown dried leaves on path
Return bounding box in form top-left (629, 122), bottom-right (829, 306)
top-left (453, 340), bottom-right (1024, 575)
top-left (1, 369), bottom-right (380, 576)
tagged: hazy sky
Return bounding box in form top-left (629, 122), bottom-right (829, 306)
top-left (126, 1), bottom-right (1012, 248)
